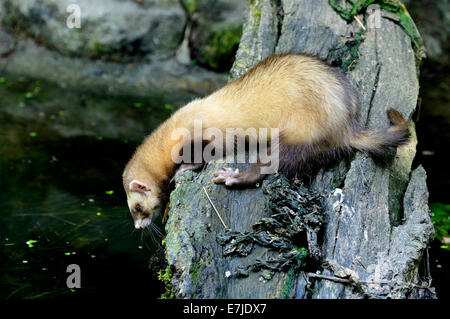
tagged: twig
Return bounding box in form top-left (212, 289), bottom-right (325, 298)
top-left (307, 273), bottom-right (433, 290)
top-left (354, 16), bottom-right (366, 30)
top-left (203, 187), bottom-right (231, 232)
top-left (307, 273), bottom-right (353, 285)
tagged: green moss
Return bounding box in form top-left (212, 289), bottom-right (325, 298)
top-left (91, 42), bottom-right (114, 56)
top-left (197, 25), bottom-right (242, 71)
top-left (164, 103), bottom-right (174, 111)
top-left (329, 0), bottom-right (425, 65)
top-left (280, 247), bottom-right (308, 299)
top-left (183, 0), bottom-right (197, 15)
top-left (430, 203), bottom-right (450, 251)
top-left (189, 261), bottom-right (202, 284)
top-left (92, 42), bottom-right (111, 55)
top-left (165, 232), bottom-right (182, 259)
top-left (253, 9), bottom-right (261, 22)
top-left (92, 42), bottom-right (101, 52)
top-left (252, 6), bottom-right (261, 31)
top-left (341, 30), bottom-right (365, 73)
top-left (158, 266), bottom-right (174, 299)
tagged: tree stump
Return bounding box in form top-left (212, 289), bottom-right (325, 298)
top-left (162, 0), bottom-right (436, 299)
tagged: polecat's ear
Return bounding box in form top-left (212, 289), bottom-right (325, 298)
top-left (129, 180), bottom-right (151, 195)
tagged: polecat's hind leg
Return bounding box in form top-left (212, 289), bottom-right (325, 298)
top-left (212, 141), bottom-right (288, 187)
top-left (212, 162), bottom-right (267, 187)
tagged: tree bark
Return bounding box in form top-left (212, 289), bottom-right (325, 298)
top-left (163, 0), bottom-right (436, 299)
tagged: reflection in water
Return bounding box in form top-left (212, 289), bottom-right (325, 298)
top-left (0, 125), bottom-right (163, 299)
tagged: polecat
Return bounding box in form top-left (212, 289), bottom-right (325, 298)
top-left (122, 53), bottom-right (410, 230)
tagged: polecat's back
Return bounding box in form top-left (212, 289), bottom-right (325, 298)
top-left (177, 53), bottom-right (359, 147)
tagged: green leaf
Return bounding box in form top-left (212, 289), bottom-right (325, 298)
top-left (430, 202), bottom-right (450, 245)
top-left (183, 0), bottom-right (197, 14)
top-left (26, 239), bottom-right (37, 247)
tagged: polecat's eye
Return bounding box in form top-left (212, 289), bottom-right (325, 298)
top-left (135, 204), bottom-right (143, 213)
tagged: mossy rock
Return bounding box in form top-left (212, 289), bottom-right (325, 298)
top-left (0, 0), bottom-right (186, 61)
top-left (189, 0), bottom-right (246, 72)
top-left (191, 25), bottom-right (243, 71)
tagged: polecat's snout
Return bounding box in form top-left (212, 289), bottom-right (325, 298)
top-left (132, 205), bottom-right (162, 230)
top-left (134, 217), bottom-right (151, 230)
top-left (125, 179), bottom-right (163, 230)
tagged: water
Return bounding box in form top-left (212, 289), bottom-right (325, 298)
top-left (0, 108), bottom-right (164, 299)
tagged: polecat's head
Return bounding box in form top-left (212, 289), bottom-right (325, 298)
top-left (125, 179), bottom-right (162, 230)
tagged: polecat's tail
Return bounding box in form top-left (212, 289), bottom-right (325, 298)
top-left (349, 109), bottom-right (410, 157)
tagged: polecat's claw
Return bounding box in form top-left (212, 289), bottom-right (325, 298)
top-left (171, 163), bottom-right (204, 183)
top-left (212, 168), bottom-right (240, 186)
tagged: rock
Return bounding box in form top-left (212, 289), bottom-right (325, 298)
top-left (0, 0), bottom-right (235, 143)
top-left (1, 0), bottom-right (186, 60)
top-left (0, 30), bottom-right (226, 104)
top-left (188, 0), bottom-right (246, 71)
top-left (0, 29), bottom-right (15, 57)
top-left (0, 34), bottom-right (227, 143)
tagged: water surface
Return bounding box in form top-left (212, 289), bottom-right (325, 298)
top-left (0, 97), bottom-right (164, 299)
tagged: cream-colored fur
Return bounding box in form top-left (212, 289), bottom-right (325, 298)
top-left (122, 53), bottom-right (406, 228)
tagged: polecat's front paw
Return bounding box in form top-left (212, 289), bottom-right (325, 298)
top-left (171, 163), bottom-right (204, 183)
top-left (175, 163), bottom-right (203, 176)
top-left (212, 167), bottom-right (242, 186)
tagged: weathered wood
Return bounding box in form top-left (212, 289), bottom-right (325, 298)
top-left (165, 163), bottom-right (290, 298)
top-left (164, 0), bottom-right (435, 299)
